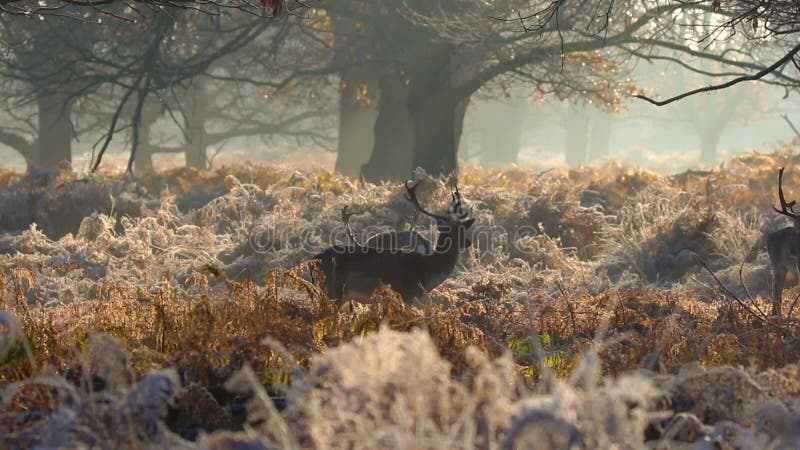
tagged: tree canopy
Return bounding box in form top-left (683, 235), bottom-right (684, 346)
top-left (1, 0), bottom-right (799, 176)
top-left (0, 0), bottom-right (288, 17)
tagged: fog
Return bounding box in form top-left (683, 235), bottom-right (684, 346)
top-left (1, 3), bottom-right (798, 178)
top-left (4, 4), bottom-right (800, 449)
top-left (3, 82), bottom-right (793, 176)
top-left (462, 78), bottom-right (799, 174)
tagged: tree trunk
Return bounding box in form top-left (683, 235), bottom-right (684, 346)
top-left (185, 137), bottom-right (206, 170)
top-left (35, 92), bottom-right (72, 170)
top-left (409, 93), bottom-right (460, 176)
top-left (406, 41), bottom-right (466, 177)
top-left (361, 75), bottom-right (414, 182)
top-left (564, 113), bottom-right (590, 167)
top-left (134, 145), bottom-right (155, 173)
top-left (362, 39), bottom-right (466, 180)
top-left (183, 84), bottom-right (208, 170)
top-left (133, 102), bottom-right (161, 172)
top-left (453, 98), bottom-right (469, 154)
top-left (335, 67), bottom-right (380, 177)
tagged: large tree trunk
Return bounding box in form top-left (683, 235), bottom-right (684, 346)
top-left (183, 84), bottom-right (208, 170)
top-left (35, 92), bottom-right (73, 170)
top-left (453, 98), bottom-right (469, 152)
top-left (133, 102), bottom-right (161, 172)
top-left (406, 43), bottom-right (462, 177)
top-left (335, 67), bottom-right (380, 177)
top-left (361, 37), bottom-right (469, 180)
top-left (361, 75), bottom-right (414, 182)
top-left (409, 93), bottom-right (460, 176)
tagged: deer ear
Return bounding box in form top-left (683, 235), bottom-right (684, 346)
top-left (462, 218), bottom-right (475, 229)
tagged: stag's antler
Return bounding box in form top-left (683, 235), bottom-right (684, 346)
top-left (450, 185), bottom-right (469, 220)
top-left (773, 167), bottom-right (798, 218)
top-left (341, 206), bottom-right (362, 245)
top-left (404, 180), bottom-right (451, 222)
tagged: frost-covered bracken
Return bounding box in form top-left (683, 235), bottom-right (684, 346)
top-left (1, 151), bottom-right (800, 448)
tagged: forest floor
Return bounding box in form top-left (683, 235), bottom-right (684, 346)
top-left (1, 149), bottom-right (800, 449)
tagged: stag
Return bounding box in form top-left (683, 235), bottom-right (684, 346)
top-left (762, 167), bottom-right (800, 317)
top-left (311, 181), bottom-right (474, 304)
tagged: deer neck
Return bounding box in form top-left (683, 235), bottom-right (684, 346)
top-left (426, 232), bottom-right (462, 268)
top-left (414, 233), bottom-right (461, 292)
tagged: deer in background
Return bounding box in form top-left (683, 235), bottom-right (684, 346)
top-left (763, 167), bottom-right (800, 317)
top-left (311, 181), bottom-right (475, 304)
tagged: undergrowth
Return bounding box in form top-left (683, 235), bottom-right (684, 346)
top-left (1, 149), bottom-right (800, 448)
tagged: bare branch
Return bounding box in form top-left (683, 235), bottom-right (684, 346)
top-left (635, 41), bottom-right (800, 106)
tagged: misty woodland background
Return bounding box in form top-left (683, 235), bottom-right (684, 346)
top-left (2, 0), bottom-right (800, 449)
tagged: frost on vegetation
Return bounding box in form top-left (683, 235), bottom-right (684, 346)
top-left (279, 327), bottom-right (661, 450)
top-left (3, 156), bottom-right (800, 447)
top-left (1, 321), bottom-right (800, 448)
top-left (597, 182), bottom-right (761, 286)
top-left (1, 330), bottom-right (191, 449)
top-left (0, 310), bottom-right (23, 361)
top-left (0, 160), bottom-right (783, 303)
top-left (275, 329), bottom-right (800, 449)
top-left (0, 170), bottom-right (154, 239)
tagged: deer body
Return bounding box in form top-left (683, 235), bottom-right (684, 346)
top-left (313, 231), bottom-right (466, 302)
top-left (314, 182), bottom-right (474, 303)
top-left (363, 230), bottom-right (434, 255)
top-left (766, 226), bottom-right (800, 316)
top-left (763, 167), bottom-right (800, 317)
top-left (341, 206), bottom-right (434, 255)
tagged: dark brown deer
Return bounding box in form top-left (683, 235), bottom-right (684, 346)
top-left (764, 167), bottom-right (800, 317)
top-left (311, 181), bottom-right (474, 303)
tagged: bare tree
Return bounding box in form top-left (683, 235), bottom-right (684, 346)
top-left (0, 5), bottom-right (292, 172)
top-left (0, 0), bottom-right (289, 18)
top-left (309, 1), bottom-right (714, 180)
top-left (634, 2), bottom-right (800, 105)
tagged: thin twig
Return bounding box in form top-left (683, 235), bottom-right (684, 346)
top-left (787, 290), bottom-right (800, 319)
top-left (781, 114), bottom-right (800, 138)
top-left (556, 282), bottom-right (577, 337)
top-left (738, 256), bottom-right (768, 319)
top-left (696, 256), bottom-right (767, 324)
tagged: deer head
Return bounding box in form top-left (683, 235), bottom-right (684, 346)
top-left (404, 180), bottom-right (474, 253)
